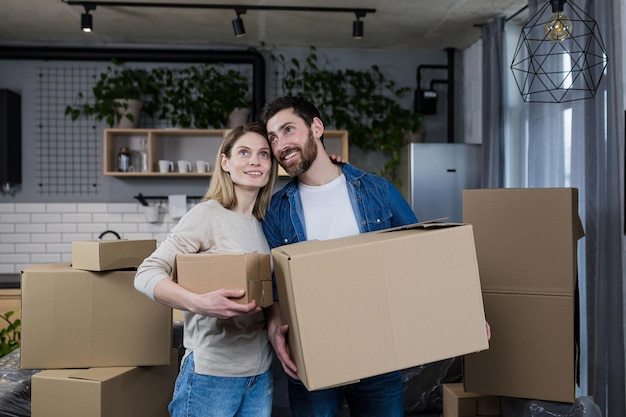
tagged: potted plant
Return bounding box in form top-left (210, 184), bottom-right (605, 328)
top-left (65, 59), bottom-right (163, 128)
top-left (268, 46), bottom-right (421, 180)
top-left (160, 65), bottom-right (250, 129)
top-left (0, 309), bottom-right (20, 358)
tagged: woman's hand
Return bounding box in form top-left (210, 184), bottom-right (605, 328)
top-left (191, 289), bottom-right (260, 319)
top-left (329, 154), bottom-right (347, 164)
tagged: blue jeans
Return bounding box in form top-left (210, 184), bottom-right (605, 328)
top-left (288, 371), bottom-right (404, 417)
top-left (169, 352), bottom-right (273, 417)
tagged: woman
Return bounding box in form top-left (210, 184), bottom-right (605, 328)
top-left (135, 122), bottom-right (278, 417)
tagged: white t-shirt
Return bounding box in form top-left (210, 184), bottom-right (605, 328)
top-left (299, 174), bottom-right (360, 240)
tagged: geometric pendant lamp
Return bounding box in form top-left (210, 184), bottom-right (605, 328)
top-left (510, 0), bottom-right (609, 103)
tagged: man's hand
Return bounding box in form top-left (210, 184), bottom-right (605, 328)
top-left (265, 304), bottom-right (299, 379)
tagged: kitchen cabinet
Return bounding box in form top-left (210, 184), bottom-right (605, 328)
top-left (103, 128), bottom-right (349, 177)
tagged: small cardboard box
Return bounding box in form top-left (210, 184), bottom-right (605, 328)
top-left (174, 253), bottom-right (272, 307)
top-left (442, 383), bottom-right (500, 417)
top-left (272, 222), bottom-right (489, 391)
top-left (462, 188), bottom-right (583, 403)
top-left (31, 349), bottom-right (178, 417)
top-left (72, 239), bottom-right (156, 271)
top-left (21, 263), bottom-right (172, 369)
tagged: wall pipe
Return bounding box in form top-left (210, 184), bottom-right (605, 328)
top-left (416, 47), bottom-right (455, 143)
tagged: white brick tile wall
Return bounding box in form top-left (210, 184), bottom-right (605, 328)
top-left (0, 224), bottom-right (15, 233)
top-left (16, 203), bottom-right (46, 213)
top-left (16, 224), bottom-right (46, 233)
top-left (46, 203), bottom-right (78, 213)
top-left (0, 202), bottom-right (182, 273)
top-left (0, 244), bottom-right (15, 253)
top-left (47, 223), bottom-right (77, 233)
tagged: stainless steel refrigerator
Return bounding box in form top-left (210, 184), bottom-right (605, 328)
top-left (398, 143), bottom-right (482, 223)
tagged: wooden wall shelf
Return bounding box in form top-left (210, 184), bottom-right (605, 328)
top-left (104, 128), bottom-right (349, 177)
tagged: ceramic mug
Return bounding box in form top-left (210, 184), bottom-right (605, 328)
top-left (177, 160), bottom-right (192, 173)
top-left (144, 205), bottom-right (159, 223)
top-left (196, 160), bottom-right (211, 173)
top-left (158, 160), bottom-right (174, 173)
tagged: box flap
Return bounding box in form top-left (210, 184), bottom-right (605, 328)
top-left (274, 221), bottom-right (466, 258)
top-left (68, 367), bottom-right (137, 382)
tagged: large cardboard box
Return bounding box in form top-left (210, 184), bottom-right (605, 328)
top-left (31, 349), bottom-right (178, 417)
top-left (72, 239), bottom-right (156, 271)
top-left (272, 223), bottom-right (489, 391)
top-left (462, 188), bottom-right (583, 403)
top-left (442, 383), bottom-right (500, 417)
top-left (21, 263), bottom-right (172, 369)
top-left (174, 253), bottom-right (272, 307)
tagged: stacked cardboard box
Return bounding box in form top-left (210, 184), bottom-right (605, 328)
top-left (22, 239), bottom-right (177, 417)
top-left (442, 383), bottom-right (500, 417)
top-left (272, 222), bottom-right (489, 391)
top-left (462, 188), bottom-right (583, 403)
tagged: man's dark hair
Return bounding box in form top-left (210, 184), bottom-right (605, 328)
top-left (259, 96), bottom-right (325, 144)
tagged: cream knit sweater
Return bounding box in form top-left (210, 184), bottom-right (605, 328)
top-left (135, 199), bottom-right (272, 377)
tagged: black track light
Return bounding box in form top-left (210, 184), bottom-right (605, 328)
top-left (232, 9), bottom-right (246, 37)
top-left (353, 10), bottom-right (365, 39)
top-left (353, 20), bottom-right (363, 38)
top-left (80, 4), bottom-right (95, 32)
top-left (81, 12), bottom-right (93, 32)
top-left (63, 2), bottom-right (375, 39)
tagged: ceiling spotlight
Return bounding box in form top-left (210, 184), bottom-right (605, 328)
top-left (232, 9), bottom-right (246, 37)
top-left (81, 12), bottom-right (93, 32)
top-left (353, 10), bottom-right (366, 39)
top-left (81, 4), bottom-right (96, 33)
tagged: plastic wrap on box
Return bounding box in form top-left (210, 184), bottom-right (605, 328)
top-left (0, 348), bottom-right (41, 417)
top-left (173, 320), bottom-right (185, 368)
top-left (402, 356), bottom-right (463, 415)
top-left (271, 355), bottom-right (461, 417)
top-left (502, 396), bottom-right (603, 417)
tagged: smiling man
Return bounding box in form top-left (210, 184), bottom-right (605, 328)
top-left (260, 96), bottom-right (418, 417)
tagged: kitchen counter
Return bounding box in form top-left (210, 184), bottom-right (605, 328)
top-left (0, 274), bottom-right (20, 289)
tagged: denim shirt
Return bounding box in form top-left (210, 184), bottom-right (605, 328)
top-left (263, 163), bottom-right (418, 250)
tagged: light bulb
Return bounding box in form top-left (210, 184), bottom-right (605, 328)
top-left (544, 12), bottom-right (572, 41)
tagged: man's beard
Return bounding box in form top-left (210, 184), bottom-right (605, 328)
top-left (280, 129), bottom-right (318, 177)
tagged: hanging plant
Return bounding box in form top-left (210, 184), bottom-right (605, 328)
top-left (65, 59), bottom-right (163, 127)
top-left (159, 65), bottom-right (250, 129)
top-left (269, 46), bottom-right (421, 179)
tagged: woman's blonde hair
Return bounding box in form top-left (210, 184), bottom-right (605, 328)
top-left (202, 123), bottom-right (278, 220)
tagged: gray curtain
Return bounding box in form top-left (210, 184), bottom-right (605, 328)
top-left (522, 0), bottom-right (626, 416)
top-left (481, 16), bottom-right (506, 188)
top-left (580, 1), bottom-right (626, 415)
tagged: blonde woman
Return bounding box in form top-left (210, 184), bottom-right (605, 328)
top-left (135, 122), bottom-right (278, 417)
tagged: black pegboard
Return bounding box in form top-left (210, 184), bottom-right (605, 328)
top-left (34, 63), bottom-right (254, 196)
top-left (36, 66), bottom-right (101, 195)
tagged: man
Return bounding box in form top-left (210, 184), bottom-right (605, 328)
top-left (260, 96), bottom-right (418, 417)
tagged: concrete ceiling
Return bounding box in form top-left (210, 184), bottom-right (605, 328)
top-left (1, 0), bottom-right (528, 51)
